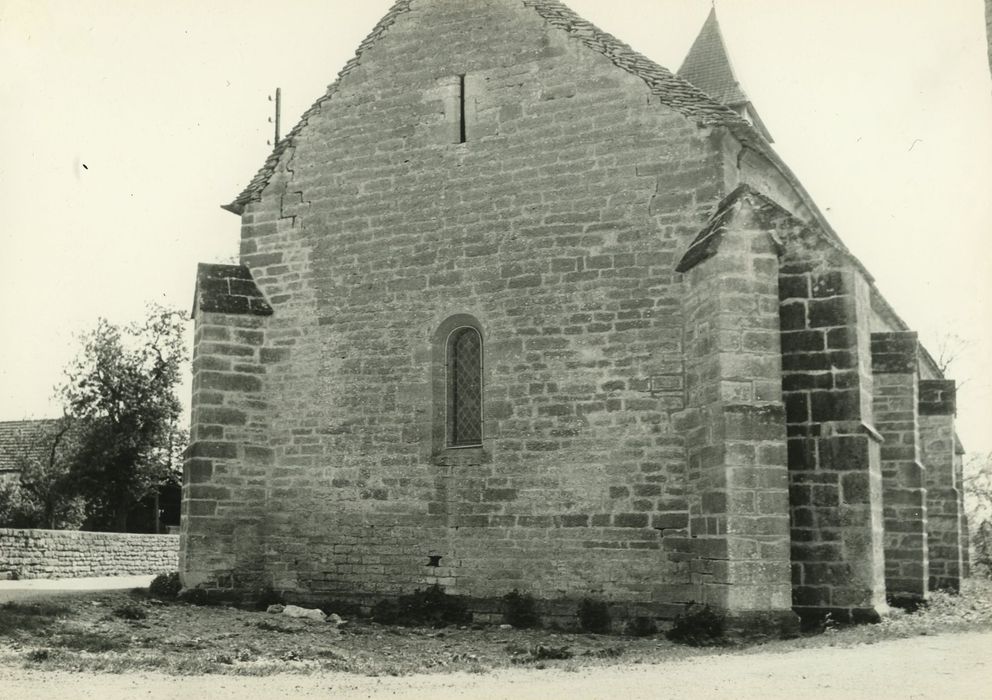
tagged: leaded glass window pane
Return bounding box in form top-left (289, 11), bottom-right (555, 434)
top-left (447, 327), bottom-right (482, 447)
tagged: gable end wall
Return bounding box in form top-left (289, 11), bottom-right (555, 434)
top-left (188, 0), bottom-right (739, 618)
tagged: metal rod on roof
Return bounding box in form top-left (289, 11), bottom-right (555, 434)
top-left (275, 87), bottom-right (282, 144)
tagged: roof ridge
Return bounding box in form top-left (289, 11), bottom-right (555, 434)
top-left (0, 418), bottom-right (62, 429)
top-left (524, 1), bottom-right (749, 124)
top-left (224, 0), bottom-right (752, 215)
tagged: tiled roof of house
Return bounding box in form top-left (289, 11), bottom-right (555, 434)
top-left (0, 419), bottom-right (62, 473)
top-left (225, 0), bottom-right (752, 215)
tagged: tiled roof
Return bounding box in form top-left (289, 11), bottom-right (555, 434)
top-left (194, 264), bottom-right (273, 317)
top-left (677, 7), bottom-right (773, 142)
top-left (523, 1), bottom-right (748, 126)
top-left (0, 419), bottom-right (62, 473)
top-left (225, 0), bottom-right (751, 215)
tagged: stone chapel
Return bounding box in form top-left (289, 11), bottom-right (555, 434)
top-left (181, 0), bottom-right (969, 632)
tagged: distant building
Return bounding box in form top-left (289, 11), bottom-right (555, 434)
top-left (0, 419), bottom-right (63, 484)
top-left (184, 0), bottom-right (968, 631)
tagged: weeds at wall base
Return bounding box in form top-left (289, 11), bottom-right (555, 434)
top-left (577, 598), bottom-right (611, 634)
top-left (370, 585), bottom-right (471, 627)
top-left (502, 590), bottom-right (540, 629)
top-left (665, 603), bottom-right (727, 647)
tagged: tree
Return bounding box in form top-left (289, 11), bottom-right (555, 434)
top-left (60, 305), bottom-right (188, 532)
top-left (964, 452), bottom-right (992, 578)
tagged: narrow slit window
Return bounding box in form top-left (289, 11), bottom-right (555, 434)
top-left (458, 74), bottom-right (467, 143)
top-left (447, 326), bottom-right (482, 447)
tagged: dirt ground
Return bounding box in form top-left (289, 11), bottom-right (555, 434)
top-left (0, 630), bottom-right (989, 699)
top-left (2, 580), bottom-right (991, 698)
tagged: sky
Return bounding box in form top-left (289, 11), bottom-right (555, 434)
top-left (1, 0), bottom-right (990, 454)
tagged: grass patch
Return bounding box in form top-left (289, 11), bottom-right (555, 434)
top-left (57, 631), bottom-right (130, 653)
top-left (113, 603), bottom-right (148, 620)
top-left (252, 619), bottom-right (299, 634)
top-left (0, 601), bottom-right (72, 635)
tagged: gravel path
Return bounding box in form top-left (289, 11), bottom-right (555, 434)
top-left (1, 630), bottom-right (989, 699)
top-left (0, 576), bottom-right (154, 603)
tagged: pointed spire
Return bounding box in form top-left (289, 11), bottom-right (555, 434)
top-left (678, 7), bottom-right (773, 142)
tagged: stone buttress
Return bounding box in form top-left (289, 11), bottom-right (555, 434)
top-left (919, 380), bottom-right (963, 592)
top-left (778, 220), bottom-right (887, 624)
top-left (675, 185), bottom-right (798, 634)
top-left (181, 264), bottom-right (275, 591)
top-left (870, 332), bottom-right (928, 607)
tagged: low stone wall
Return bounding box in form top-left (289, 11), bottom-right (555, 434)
top-left (0, 528), bottom-right (180, 579)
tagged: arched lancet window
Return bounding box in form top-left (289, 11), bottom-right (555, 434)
top-left (446, 326), bottom-right (483, 447)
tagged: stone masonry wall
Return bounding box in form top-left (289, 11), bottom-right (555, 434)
top-left (0, 529), bottom-right (179, 579)
top-left (779, 232), bottom-right (887, 624)
top-left (870, 332), bottom-right (928, 606)
top-left (186, 0), bottom-right (749, 618)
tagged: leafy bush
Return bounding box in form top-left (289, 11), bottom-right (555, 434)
top-left (625, 616), bottom-right (658, 637)
top-left (502, 590), bottom-right (540, 628)
top-left (177, 588), bottom-right (212, 606)
top-left (370, 585), bottom-right (471, 627)
top-left (149, 572), bottom-right (182, 599)
top-left (253, 587), bottom-right (285, 611)
top-left (577, 598), bottom-right (611, 634)
top-left (666, 603), bottom-right (726, 646)
top-left (530, 644), bottom-right (573, 660)
top-left (26, 649), bottom-right (51, 663)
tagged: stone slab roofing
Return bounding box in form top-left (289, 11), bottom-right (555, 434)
top-left (0, 419), bottom-right (61, 474)
top-left (194, 264), bottom-right (273, 318)
top-left (676, 184), bottom-right (790, 273)
top-left (224, 0), bottom-right (751, 215)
